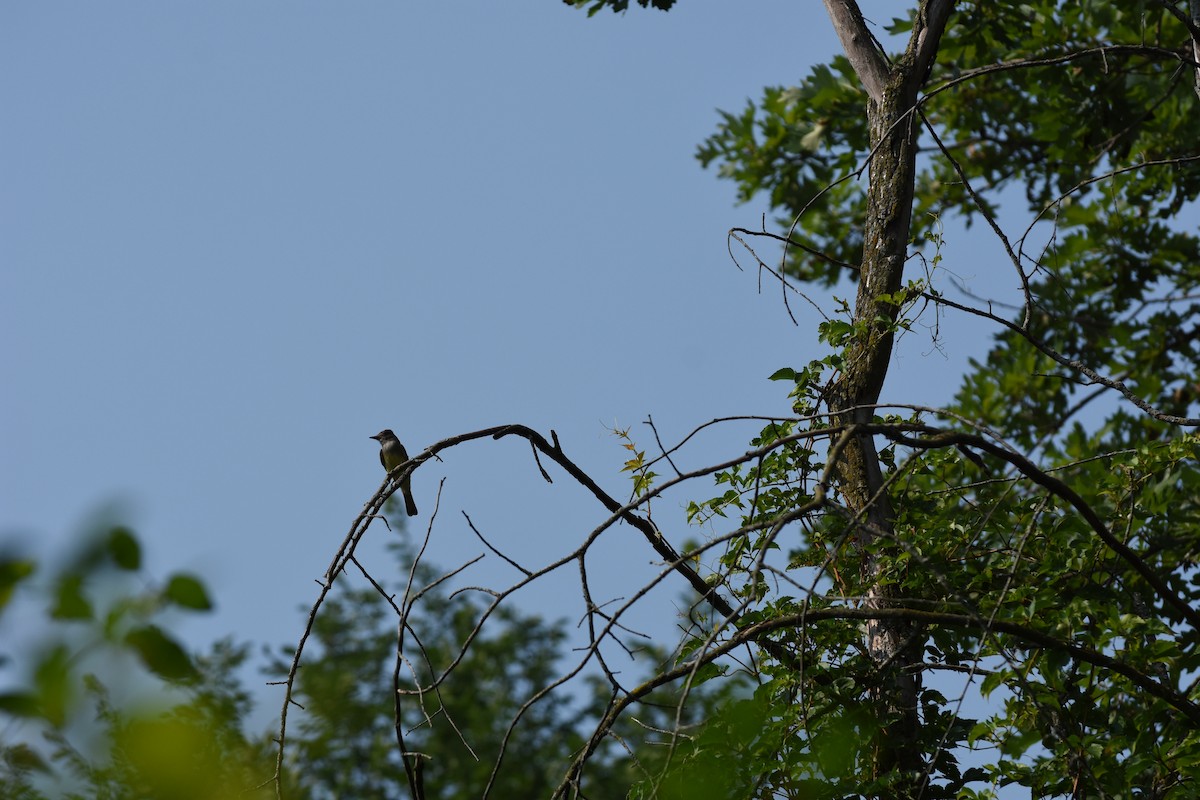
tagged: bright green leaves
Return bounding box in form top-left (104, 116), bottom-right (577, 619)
top-left (818, 317), bottom-right (855, 347)
top-left (771, 354), bottom-right (843, 417)
top-left (816, 284), bottom-right (925, 356)
top-left (685, 488), bottom-right (741, 523)
top-left (612, 424), bottom-right (659, 500)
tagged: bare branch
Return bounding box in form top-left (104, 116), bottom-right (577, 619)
top-left (922, 44), bottom-right (1195, 103)
top-left (918, 109), bottom-right (1035, 327)
top-left (461, 511), bottom-right (532, 577)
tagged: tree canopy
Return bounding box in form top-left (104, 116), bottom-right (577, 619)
top-left (565, 1), bottom-right (1200, 797)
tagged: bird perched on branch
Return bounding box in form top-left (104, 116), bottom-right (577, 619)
top-left (370, 429), bottom-right (418, 516)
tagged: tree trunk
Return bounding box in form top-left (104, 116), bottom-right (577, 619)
top-left (821, 1), bottom-right (955, 795)
top-left (827, 77), bottom-right (926, 794)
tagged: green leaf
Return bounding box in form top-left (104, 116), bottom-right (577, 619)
top-left (0, 691), bottom-right (41, 718)
top-left (979, 668), bottom-right (1006, 698)
top-left (768, 367), bottom-right (797, 381)
top-left (33, 644), bottom-right (72, 727)
top-left (0, 557), bottom-right (36, 611)
top-left (124, 625), bottom-right (199, 683)
top-left (164, 573), bottom-right (213, 611)
top-left (1000, 727), bottom-right (1043, 758)
top-left (106, 526), bottom-right (141, 570)
top-left (818, 319), bottom-right (855, 345)
top-left (50, 574), bottom-right (93, 620)
top-left (0, 742), bottom-right (51, 774)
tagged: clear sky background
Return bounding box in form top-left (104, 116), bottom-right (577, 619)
top-left (3, 1), bottom-right (1011, 730)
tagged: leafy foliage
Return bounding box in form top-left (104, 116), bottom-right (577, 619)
top-left (1, 524), bottom-right (742, 799)
top-left (0, 525), bottom-right (270, 800)
top-left (576, 0), bottom-right (1200, 797)
top-left (268, 545), bottom-right (592, 799)
top-left (269, 538), bottom-right (745, 799)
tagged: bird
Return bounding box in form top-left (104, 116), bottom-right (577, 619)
top-left (370, 429), bottom-right (418, 516)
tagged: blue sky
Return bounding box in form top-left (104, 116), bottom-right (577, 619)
top-left (2, 1), bottom-right (1009, 726)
